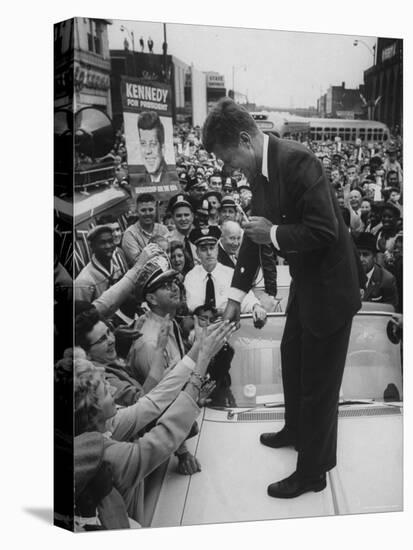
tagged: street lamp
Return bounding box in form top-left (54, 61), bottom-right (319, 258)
top-left (120, 25), bottom-right (135, 53)
top-left (353, 39), bottom-right (376, 65)
top-left (232, 64), bottom-right (247, 102)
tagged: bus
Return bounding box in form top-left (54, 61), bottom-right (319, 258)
top-left (250, 112), bottom-right (391, 144)
top-left (307, 118), bottom-right (390, 144)
top-left (250, 112), bottom-right (310, 139)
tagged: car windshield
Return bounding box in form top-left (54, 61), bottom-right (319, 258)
top-left (207, 312), bottom-right (402, 409)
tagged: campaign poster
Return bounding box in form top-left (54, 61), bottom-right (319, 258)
top-left (120, 76), bottom-right (181, 201)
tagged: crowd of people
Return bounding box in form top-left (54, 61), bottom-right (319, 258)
top-left (54, 118), bottom-right (403, 530)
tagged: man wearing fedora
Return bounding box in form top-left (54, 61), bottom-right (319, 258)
top-left (202, 98), bottom-right (361, 499)
top-left (356, 232), bottom-right (398, 309)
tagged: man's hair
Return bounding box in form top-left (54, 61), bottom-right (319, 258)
top-left (137, 111), bottom-right (165, 145)
top-left (202, 98), bottom-right (258, 152)
top-left (382, 202), bottom-right (401, 219)
top-left (208, 171), bottom-right (222, 183)
top-left (75, 305), bottom-right (101, 351)
top-left (351, 186), bottom-right (364, 197)
top-left (136, 192), bottom-right (156, 205)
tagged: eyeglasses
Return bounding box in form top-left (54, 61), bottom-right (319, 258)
top-left (89, 326), bottom-right (113, 347)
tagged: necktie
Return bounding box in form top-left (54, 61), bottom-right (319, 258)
top-left (184, 237), bottom-right (194, 270)
top-left (172, 319), bottom-right (185, 359)
top-left (205, 273), bottom-right (216, 308)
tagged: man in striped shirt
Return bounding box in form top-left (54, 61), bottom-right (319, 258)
top-left (75, 226), bottom-right (126, 304)
top-left (122, 193), bottom-right (169, 267)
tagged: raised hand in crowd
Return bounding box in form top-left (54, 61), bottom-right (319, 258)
top-left (186, 317), bottom-right (236, 373)
top-left (222, 299), bottom-right (241, 330)
top-left (136, 243), bottom-right (164, 267)
top-left (114, 314), bottom-right (147, 353)
top-left (143, 314), bottom-right (173, 384)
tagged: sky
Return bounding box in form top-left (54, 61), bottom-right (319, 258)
top-left (108, 20), bottom-right (378, 109)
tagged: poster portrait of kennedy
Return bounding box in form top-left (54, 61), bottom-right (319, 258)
top-left (137, 111), bottom-right (169, 184)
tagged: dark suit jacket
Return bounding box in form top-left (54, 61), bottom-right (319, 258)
top-left (232, 135), bottom-right (361, 337)
top-left (364, 264), bottom-right (398, 309)
top-left (217, 241), bottom-right (236, 269)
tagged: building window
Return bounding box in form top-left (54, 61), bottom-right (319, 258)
top-left (54, 23), bottom-right (63, 55)
top-left (87, 19), bottom-right (102, 55)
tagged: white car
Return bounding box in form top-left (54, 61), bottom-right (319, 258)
top-left (146, 311), bottom-right (403, 527)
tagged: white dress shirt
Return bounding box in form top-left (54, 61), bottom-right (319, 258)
top-left (228, 133), bottom-right (279, 304)
top-left (184, 262), bottom-right (260, 314)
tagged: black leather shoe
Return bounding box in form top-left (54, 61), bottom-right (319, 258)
top-left (267, 471), bottom-right (326, 499)
top-left (260, 428), bottom-right (297, 449)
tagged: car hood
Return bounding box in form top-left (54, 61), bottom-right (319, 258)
top-left (151, 403), bottom-right (402, 527)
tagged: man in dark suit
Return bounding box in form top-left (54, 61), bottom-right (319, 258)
top-left (218, 220), bottom-right (242, 268)
top-left (356, 232), bottom-right (398, 309)
top-left (202, 98), bottom-right (361, 498)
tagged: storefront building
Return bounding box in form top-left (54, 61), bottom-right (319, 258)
top-left (54, 18), bottom-right (112, 116)
top-left (363, 38), bottom-right (402, 134)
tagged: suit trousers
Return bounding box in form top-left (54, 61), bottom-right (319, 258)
top-left (280, 297), bottom-right (353, 477)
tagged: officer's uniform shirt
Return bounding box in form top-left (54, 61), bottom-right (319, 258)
top-left (184, 261), bottom-right (259, 314)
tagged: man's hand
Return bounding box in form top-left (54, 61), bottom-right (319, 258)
top-left (252, 303), bottom-right (267, 329)
top-left (197, 321), bottom-right (237, 368)
top-left (177, 451), bottom-right (201, 476)
top-left (244, 216), bottom-right (273, 244)
top-left (136, 243), bottom-right (162, 267)
top-left (114, 317), bottom-right (146, 359)
top-left (222, 299), bottom-right (241, 328)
